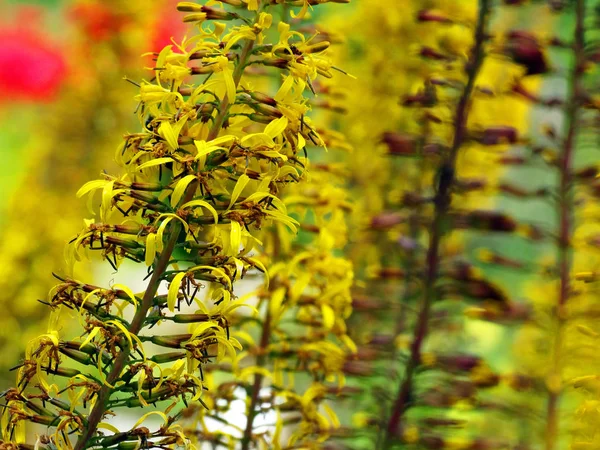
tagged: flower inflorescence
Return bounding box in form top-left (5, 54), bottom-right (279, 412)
top-left (0, 0), bottom-right (351, 449)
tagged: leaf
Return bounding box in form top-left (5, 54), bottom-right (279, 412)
top-left (168, 272), bottom-right (186, 312)
top-left (228, 174), bottom-right (250, 209)
top-left (171, 174), bottom-right (197, 208)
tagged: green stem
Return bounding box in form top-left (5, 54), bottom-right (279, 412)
top-left (240, 309), bottom-right (272, 450)
top-left (545, 1), bottom-right (585, 449)
top-left (382, 1), bottom-right (490, 446)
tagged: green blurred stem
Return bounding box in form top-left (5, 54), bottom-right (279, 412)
top-left (545, 1), bottom-right (585, 449)
top-left (382, 1), bottom-right (491, 446)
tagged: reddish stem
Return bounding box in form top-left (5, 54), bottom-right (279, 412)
top-left (545, 1), bottom-right (585, 448)
top-left (383, 1), bottom-right (491, 445)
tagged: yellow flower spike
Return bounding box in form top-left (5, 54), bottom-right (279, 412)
top-left (0, 0), bottom-right (353, 447)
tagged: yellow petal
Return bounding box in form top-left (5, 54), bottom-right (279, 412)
top-left (158, 121), bottom-right (179, 151)
top-left (101, 181), bottom-right (115, 222)
top-left (145, 233), bottom-right (156, 266)
top-left (264, 116), bottom-right (289, 139)
top-left (76, 180), bottom-right (107, 199)
top-left (181, 199), bottom-right (219, 225)
top-left (230, 221), bottom-right (242, 256)
top-left (168, 272), bottom-right (186, 312)
top-left (223, 68), bottom-right (236, 103)
top-left (228, 174), bottom-right (250, 209)
top-left (137, 157), bottom-right (174, 171)
top-left (321, 304), bottom-right (335, 329)
top-left (171, 174), bottom-right (197, 208)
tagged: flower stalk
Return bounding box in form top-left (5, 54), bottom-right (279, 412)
top-left (1, 1), bottom-right (351, 448)
top-left (546, 0), bottom-right (586, 448)
top-left (384, 0), bottom-right (492, 443)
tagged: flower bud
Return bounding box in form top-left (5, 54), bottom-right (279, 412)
top-left (417, 9), bottom-right (452, 23)
top-left (505, 30), bottom-right (548, 75)
top-left (381, 132), bottom-right (417, 156)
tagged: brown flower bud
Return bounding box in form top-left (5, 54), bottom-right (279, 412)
top-left (505, 30), bottom-right (548, 75)
top-left (417, 9), bottom-right (452, 23)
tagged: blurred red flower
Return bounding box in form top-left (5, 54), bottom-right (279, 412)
top-left (149, 0), bottom-right (189, 53)
top-left (0, 7), bottom-right (66, 103)
top-left (69, 2), bottom-right (131, 42)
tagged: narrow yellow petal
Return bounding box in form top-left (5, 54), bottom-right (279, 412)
top-left (228, 174), bottom-right (250, 209)
top-left (171, 174), bottom-right (197, 208)
top-left (168, 272), bottom-right (187, 312)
